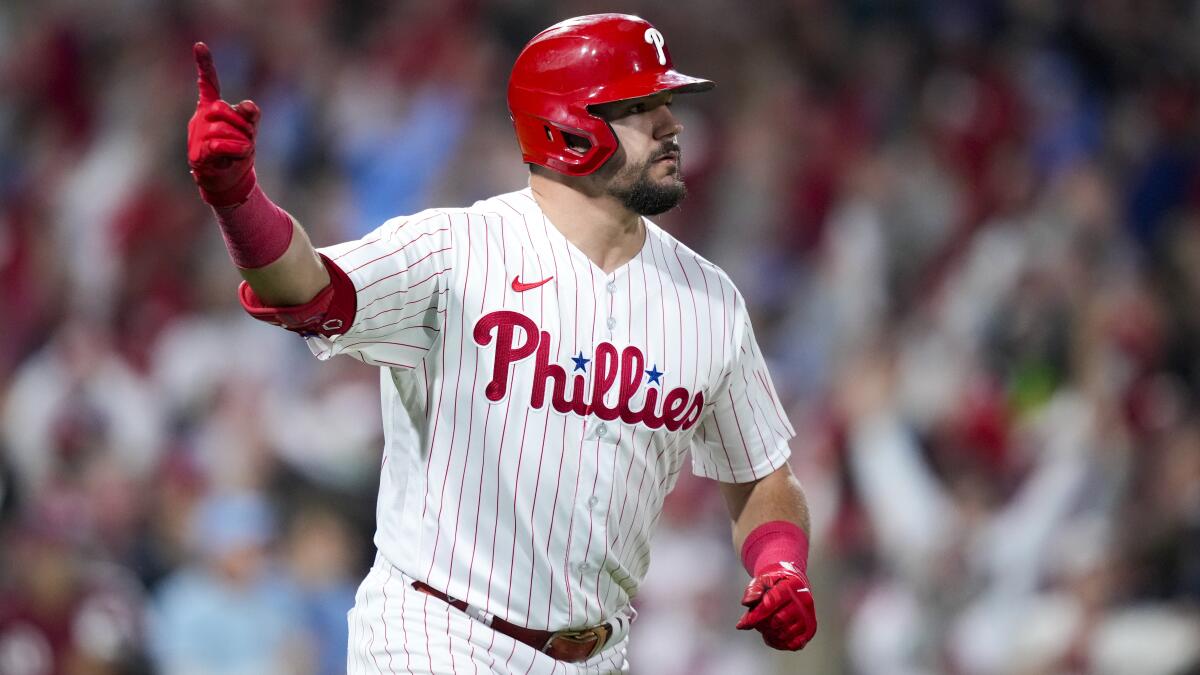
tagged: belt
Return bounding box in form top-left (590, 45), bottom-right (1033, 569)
top-left (411, 581), bottom-right (612, 663)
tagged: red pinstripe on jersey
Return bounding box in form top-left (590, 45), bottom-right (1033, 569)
top-left (293, 188), bottom-right (794, 633)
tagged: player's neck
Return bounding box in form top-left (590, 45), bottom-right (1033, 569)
top-left (528, 174), bottom-right (645, 275)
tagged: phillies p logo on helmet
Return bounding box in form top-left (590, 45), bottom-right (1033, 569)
top-left (644, 28), bottom-right (666, 65)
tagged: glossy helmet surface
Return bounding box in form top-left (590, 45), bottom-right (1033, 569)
top-left (507, 14), bottom-right (714, 176)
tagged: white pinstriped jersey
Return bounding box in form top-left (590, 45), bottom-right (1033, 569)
top-left (305, 187), bottom-right (794, 631)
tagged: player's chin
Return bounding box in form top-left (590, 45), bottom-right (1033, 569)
top-left (646, 165), bottom-right (684, 190)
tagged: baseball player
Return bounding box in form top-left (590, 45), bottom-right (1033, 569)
top-left (187, 14), bottom-right (817, 674)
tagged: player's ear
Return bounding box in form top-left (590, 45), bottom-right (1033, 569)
top-left (562, 132), bottom-right (591, 155)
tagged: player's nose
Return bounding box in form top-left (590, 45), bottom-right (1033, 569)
top-left (652, 105), bottom-right (684, 139)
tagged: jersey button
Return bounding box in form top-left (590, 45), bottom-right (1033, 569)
top-left (606, 317), bottom-right (617, 330)
top-left (586, 496), bottom-right (600, 508)
top-left (606, 281), bottom-right (617, 294)
top-left (595, 423), bottom-right (608, 437)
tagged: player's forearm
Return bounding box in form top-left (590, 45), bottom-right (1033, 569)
top-left (206, 179), bottom-right (331, 306)
top-left (722, 463), bottom-right (811, 554)
top-left (237, 217), bottom-right (330, 306)
top-left (187, 44), bottom-right (329, 308)
top-left (728, 463), bottom-right (818, 650)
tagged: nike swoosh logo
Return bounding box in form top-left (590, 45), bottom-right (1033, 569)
top-left (511, 275), bottom-right (554, 292)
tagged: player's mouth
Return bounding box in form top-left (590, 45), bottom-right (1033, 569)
top-left (653, 150), bottom-right (679, 164)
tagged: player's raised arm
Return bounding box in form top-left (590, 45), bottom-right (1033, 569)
top-left (187, 42), bottom-right (329, 308)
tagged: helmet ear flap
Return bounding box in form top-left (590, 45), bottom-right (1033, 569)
top-left (539, 124), bottom-right (589, 155)
top-left (510, 109), bottom-right (617, 176)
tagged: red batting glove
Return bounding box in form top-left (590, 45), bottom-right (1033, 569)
top-left (735, 560), bottom-right (817, 651)
top-left (187, 42), bottom-right (260, 208)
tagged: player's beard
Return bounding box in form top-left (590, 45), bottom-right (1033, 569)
top-left (604, 144), bottom-right (687, 216)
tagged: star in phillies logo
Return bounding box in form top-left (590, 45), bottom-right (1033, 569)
top-left (645, 364), bottom-right (664, 385)
top-left (571, 351), bottom-right (590, 372)
top-left (473, 310), bottom-right (704, 431)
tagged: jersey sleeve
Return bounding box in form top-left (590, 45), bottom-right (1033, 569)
top-left (305, 210), bottom-right (455, 369)
top-left (690, 302), bottom-right (795, 484)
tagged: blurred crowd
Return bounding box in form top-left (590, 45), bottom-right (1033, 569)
top-left (2, 1), bottom-right (1200, 674)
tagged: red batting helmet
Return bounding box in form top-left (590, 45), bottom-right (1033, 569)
top-left (507, 14), bottom-right (714, 176)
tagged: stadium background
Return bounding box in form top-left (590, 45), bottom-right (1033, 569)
top-left (2, 0), bottom-right (1199, 673)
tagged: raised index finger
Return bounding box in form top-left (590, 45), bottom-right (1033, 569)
top-left (193, 42), bottom-right (220, 103)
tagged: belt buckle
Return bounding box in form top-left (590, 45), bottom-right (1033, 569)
top-left (542, 626), bottom-right (608, 662)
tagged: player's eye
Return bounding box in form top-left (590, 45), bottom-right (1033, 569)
top-left (628, 104), bottom-right (645, 114)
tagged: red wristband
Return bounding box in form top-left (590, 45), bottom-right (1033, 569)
top-left (213, 180), bottom-right (294, 269)
top-left (740, 520), bottom-right (810, 577)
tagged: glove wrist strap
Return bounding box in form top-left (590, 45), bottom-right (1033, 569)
top-left (741, 520), bottom-right (809, 577)
top-left (198, 166), bottom-right (258, 209)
